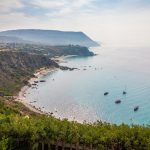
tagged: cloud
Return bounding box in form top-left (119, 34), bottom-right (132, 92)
top-left (29, 0), bottom-right (94, 9)
top-left (0, 12), bottom-right (42, 30)
top-left (29, 0), bottom-right (66, 9)
top-left (25, 0), bottom-right (96, 17)
top-left (0, 0), bottom-right (24, 13)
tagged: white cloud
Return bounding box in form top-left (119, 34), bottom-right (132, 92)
top-left (0, 12), bottom-right (44, 31)
top-left (30, 0), bottom-right (95, 17)
top-left (30, 0), bottom-right (94, 9)
top-left (30, 0), bottom-right (66, 9)
top-left (0, 0), bottom-right (24, 13)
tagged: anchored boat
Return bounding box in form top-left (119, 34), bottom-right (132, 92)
top-left (104, 92), bottom-right (109, 96)
top-left (115, 100), bottom-right (121, 104)
top-left (123, 91), bottom-right (127, 95)
top-left (134, 106), bottom-right (139, 112)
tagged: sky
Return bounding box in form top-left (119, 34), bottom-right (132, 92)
top-left (0, 0), bottom-right (150, 47)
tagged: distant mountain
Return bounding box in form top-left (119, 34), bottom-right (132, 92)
top-left (0, 36), bottom-right (29, 43)
top-left (0, 29), bottom-right (99, 47)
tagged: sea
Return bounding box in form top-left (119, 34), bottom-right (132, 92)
top-left (25, 45), bottom-right (150, 125)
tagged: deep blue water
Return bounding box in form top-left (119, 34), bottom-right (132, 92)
top-left (26, 46), bottom-right (150, 125)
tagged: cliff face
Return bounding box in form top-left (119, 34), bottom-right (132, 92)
top-left (0, 51), bottom-right (58, 95)
top-left (0, 51), bottom-right (58, 69)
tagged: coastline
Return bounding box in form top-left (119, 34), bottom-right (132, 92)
top-left (15, 54), bottom-right (98, 123)
top-left (16, 65), bottom-right (98, 123)
top-left (16, 67), bottom-right (58, 115)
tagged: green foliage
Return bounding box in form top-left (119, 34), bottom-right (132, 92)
top-left (2, 100), bottom-right (150, 149)
top-left (1, 102), bottom-right (150, 150)
top-left (0, 137), bottom-right (8, 150)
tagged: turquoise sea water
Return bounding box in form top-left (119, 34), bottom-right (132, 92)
top-left (26, 46), bottom-right (150, 125)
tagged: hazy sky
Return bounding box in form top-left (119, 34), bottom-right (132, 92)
top-left (0, 0), bottom-right (150, 47)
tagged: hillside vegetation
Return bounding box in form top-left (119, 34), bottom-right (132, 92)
top-left (0, 51), bottom-right (58, 96)
top-left (0, 43), bottom-right (94, 57)
top-left (1, 97), bottom-right (150, 150)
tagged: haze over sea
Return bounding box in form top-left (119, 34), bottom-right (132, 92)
top-left (25, 44), bottom-right (150, 125)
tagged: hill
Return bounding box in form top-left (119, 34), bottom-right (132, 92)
top-left (0, 43), bottom-right (94, 95)
top-left (0, 43), bottom-right (94, 57)
top-left (0, 36), bottom-right (28, 43)
top-left (0, 29), bottom-right (99, 47)
top-left (0, 51), bottom-right (58, 95)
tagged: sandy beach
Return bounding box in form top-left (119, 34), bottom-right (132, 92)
top-left (16, 67), bottom-right (58, 115)
top-left (16, 65), bottom-right (98, 123)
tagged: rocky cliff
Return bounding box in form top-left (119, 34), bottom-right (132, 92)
top-left (0, 51), bottom-right (58, 95)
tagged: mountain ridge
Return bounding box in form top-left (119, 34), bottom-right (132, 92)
top-left (0, 35), bottom-right (29, 43)
top-left (0, 29), bottom-right (99, 47)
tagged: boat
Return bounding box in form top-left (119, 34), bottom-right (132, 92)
top-left (123, 85), bottom-right (127, 95)
top-left (123, 91), bottom-right (127, 95)
top-left (104, 92), bottom-right (109, 96)
top-left (115, 100), bottom-right (121, 104)
top-left (134, 106), bottom-right (139, 112)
